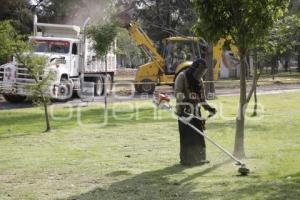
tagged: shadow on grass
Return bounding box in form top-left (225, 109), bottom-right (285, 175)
top-left (61, 160), bottom-right (300, 200)
top-left (61, 160), bottom-right (234, 200)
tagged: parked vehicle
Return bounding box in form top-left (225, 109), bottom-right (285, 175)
top-left (0, 16), bottom-right (117, 103)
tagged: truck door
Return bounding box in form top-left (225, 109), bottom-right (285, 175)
top-left (71, 43), bottom-right (79, 77)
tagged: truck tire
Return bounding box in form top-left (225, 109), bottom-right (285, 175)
top-left (54, 79), bottom-right (73, 102)
top-left (135, 79), bottom-right (156, 94)
top-left (94, 77), bottom-right (104, 96)
top-left (3, 94), bottom-right (26, 103)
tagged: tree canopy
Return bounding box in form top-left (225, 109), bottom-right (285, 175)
top-left (193, 0), bottom-right (290, 51)
top-left (0, 21), bottom-right (27, 64)
top-left (33, 0), bottom-right (112, 25)
top-left (0, 0), bottom-right (33, 34)
top-left (87, 23), bottom-right (118, 57)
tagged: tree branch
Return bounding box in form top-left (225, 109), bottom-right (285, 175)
top-left (246, 57), bottom-right (262, 103)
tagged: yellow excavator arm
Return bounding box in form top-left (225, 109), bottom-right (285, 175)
top-left (213, 38), bottom-right (239, 80)
top-left (127, 22), bottom-right (165, 66)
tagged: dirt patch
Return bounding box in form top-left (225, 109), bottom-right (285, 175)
top-left (116, 68), bottom-right (137, 76)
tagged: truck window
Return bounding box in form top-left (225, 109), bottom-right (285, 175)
top-left (72, 43), bottom-right (78, 55)
top-left (33, 40), bottom-right (70, 54)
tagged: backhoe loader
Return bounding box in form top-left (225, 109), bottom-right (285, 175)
top-left (117, 8), bottom-right (237, 94)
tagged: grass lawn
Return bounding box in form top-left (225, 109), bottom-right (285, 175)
top-left (0, 92), bottom-right (300, 200)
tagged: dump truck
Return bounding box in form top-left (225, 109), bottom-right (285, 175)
top-left (0, 16), bottom-right (117, 103)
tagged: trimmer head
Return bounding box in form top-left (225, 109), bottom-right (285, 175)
top-left (238, 164), bottom-right (250, 176)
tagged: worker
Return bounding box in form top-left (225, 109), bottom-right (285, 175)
top-left (175, 46), bottom-right (187, 63)
top-left (174, 58), bottom-right (216, 166)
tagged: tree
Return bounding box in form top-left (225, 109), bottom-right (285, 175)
top-left (204, 43), bottom-right (216, 99)
top-left (16, 53), bottom-right (54, 132)
top-left (116, 28), bottom-right (143, 68)
top-left (0, 0), bottom-right (33, 34)
top-left (289, 0), bottom-right (300, 17)
top-left (118, 0), bottom-right (197, 42)
top-left (257, 15), bottom-right (300, 75)
top-left (273, 15), bottom-right (300, 73)
top-left (33, 0), bottom-right (112, 25)
top-left (87, 23), bottom-right (118, 57)
top-left (0, 21), bottom-right (53, 132)
top-left (0, 21), bottom-right (24, 64)
top-left (87, 22), bottom-right (118, 109)
top-left (193, 0), bottom-right (290, 158)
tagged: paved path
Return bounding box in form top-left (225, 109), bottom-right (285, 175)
top-left (1, 83), bottom-right (300, 110)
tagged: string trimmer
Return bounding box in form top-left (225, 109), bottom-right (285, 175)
top-left (153, 93), bottom-right (250, 176)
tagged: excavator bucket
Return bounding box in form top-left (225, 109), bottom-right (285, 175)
top-left (116, 7), bottom-right (137, 28)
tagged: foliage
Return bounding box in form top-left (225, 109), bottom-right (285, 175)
top-left (33, 0), bottom-right (84, 23)
top-left (117, 0), bottom-right (197, 42)
top-left (33, 0), bottom-right (112, 24)
top-left (288, 0), bottom-right (300, 17)
top-left (254, 14), bottom-right (300, 69)
top-left (0, 0), bottom-right (33, 34)
top-left (193, 0), bottom-right (290, 51)
top-left (87, 23), bottom-right (118, 56)
top-left (268, 15), bottom-right (300, 55)
top-left (0, 21), bottom-right (27, 64)
top-left (16, 53), bottom-right (53, 103)
top-left (116, 28), bottom-right (142, 67)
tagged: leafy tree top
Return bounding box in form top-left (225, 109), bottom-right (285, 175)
top-left (0, 21), bottom-right (28, 64)
top-left (193, 0), bottom-right (290, 52)
top-left (86, 23), bottom-right (118, 57)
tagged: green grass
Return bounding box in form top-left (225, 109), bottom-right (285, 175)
top-left (0, 92), bottom-right (300, 200)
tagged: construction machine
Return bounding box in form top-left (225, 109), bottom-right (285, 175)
top-left (117, 8), bottom-right (236, 94)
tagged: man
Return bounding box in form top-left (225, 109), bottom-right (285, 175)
top-left (175, 46), bottom-right (187, 63)
top-left (174, 58), bottom-right (216, 166)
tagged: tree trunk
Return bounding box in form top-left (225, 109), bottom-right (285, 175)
top-left (42, 95), bottom-right (51, 132)
top-left (252, 87), bottom-right (258, 117)
top-left (204, 43), bottom-right (216, 99)
top-left (233, 52), bottom-right (247, 158)
top-left (104, 55), bottom-right (108, 111)
top-left (252, 54), bottom-right (259, 117)
top-left (298, 54), bottom-right (300, 73)
top-left (271, 56), bottom-right (276, 80)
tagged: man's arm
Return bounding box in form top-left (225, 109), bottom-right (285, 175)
top-left (199, 80), bottom-right (217, 115)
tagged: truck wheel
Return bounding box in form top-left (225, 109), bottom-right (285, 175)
top-left (3, 94), bottom-right (26, 103)
top-left (135, 79), bottom-right (156, 94)
top-left (94, 77), bottom-right (104, 96)
top-left (55, 79), bottom-right (73, 102)
top-left (102, 74), bottom-right (113, 95)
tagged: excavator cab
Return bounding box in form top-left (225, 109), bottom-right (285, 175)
top-left (162, 37), bottom-right (202, 74)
